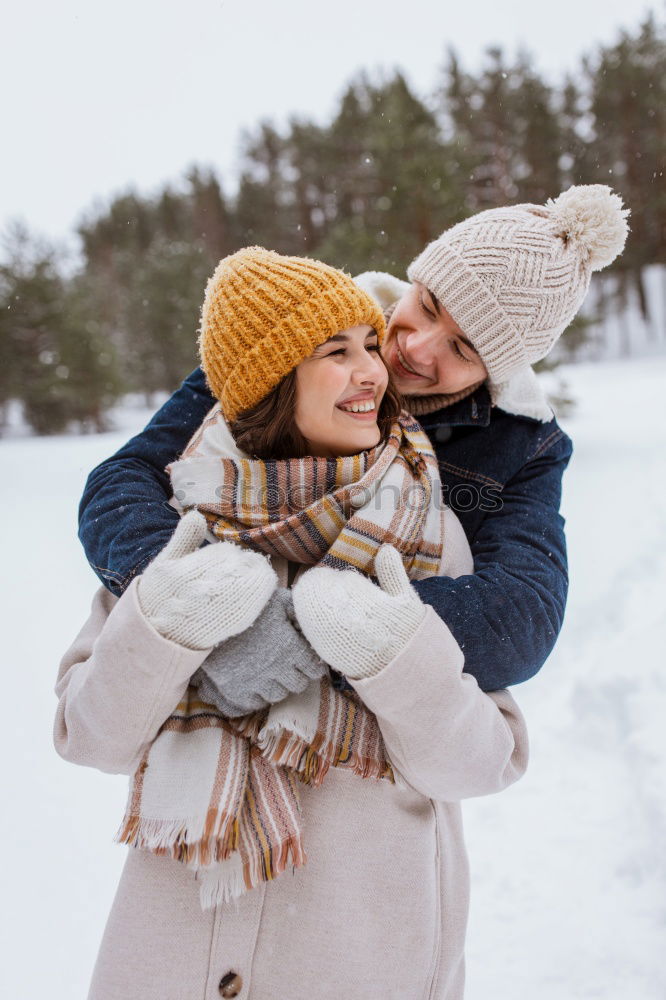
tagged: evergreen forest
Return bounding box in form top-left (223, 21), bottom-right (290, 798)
top-left (1, 14), bottom-right (664, 433)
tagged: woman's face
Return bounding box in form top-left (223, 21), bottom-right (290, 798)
top-left (295, 325), bottom-right (389, 458)
top-left (382, 281), bottom-right (488, 395)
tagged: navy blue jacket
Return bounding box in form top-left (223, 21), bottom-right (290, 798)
top-left (78, 367), bottom-right (572, 692)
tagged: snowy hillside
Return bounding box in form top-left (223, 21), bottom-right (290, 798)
top-left (1, 358), bottom-right (665, 999)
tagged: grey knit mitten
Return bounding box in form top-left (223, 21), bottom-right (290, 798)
top-left (192, 587), bottom-right (327, 717)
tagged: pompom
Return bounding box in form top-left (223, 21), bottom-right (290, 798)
top-left (547, 185), bottom-right (630, 271)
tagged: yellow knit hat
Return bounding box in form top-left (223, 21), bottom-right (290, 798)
top-left (199, 247), bottom-right (386, 420)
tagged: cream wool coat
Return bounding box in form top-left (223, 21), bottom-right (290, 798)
top-left (54, 510), bottom-right (528, 1000)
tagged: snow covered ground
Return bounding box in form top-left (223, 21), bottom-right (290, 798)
top-left (1, 358), bottom-right (665, 999)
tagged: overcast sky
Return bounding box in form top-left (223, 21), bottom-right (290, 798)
top-left (2, 0), bottom-right (659, 243)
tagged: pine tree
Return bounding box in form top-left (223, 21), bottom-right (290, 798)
top-left (113, 236), bottom-right (209, 396)
top-left (316, 72), bottom-right (466, 274)
top-left (583, 13), bottom-right (666, 327)
top-left (235, 123), bottom-right (300, 251)
top-left (442, 48), bottom-right (520, 209)
top-left (0, 223), bottom-right (122, 434)
top-left (510, 54), bottom-right (562, 203)
top-left (441, 47), bottom-right (564, 209)
top-left (557, 76), bottom-right (591, 187)
top-left (187, 167), bottom-right (236, 260)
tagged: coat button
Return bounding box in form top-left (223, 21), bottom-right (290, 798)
top-left (219, 971), bottom-right (243, 997)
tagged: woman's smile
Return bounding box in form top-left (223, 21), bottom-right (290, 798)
top-left (336, 390), bottom-right (378, 419)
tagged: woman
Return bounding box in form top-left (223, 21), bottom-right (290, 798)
top-left (55, 248), bottom-right (528, 1000)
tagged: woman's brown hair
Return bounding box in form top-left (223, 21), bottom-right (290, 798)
top-left (229, 361), bottom-right (404, 460)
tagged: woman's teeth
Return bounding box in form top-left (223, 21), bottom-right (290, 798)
top-left (338, 400), bottom-right (376, 413)
top-left (397, 347), bottom-right (421, 376)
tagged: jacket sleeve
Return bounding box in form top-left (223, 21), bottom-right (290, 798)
top-left (78, 367), bottom-right (215, 596)
top-left (53, 581), bottom-right (210, 775)
top-left (412, 431), bottom-right (572, 691)
top-left (349, 607), bottom-right (528, 802)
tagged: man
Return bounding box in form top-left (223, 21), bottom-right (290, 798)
top-left (78, 184), bottom-right (628, 690)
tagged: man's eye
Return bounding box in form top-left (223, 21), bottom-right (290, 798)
top-left (420, 297), bottom-right (436, 319)
top-left (366, 343), bottom-right (380, 352)
top-left (453, 341), bottom-right (473, 363)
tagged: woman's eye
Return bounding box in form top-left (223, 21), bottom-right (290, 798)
top-left (325, 344), bottom-right (379, 357)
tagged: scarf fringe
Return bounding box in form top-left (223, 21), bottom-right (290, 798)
top-left (197, 833), bottom-right (308, 910)
top-left (257, 702), bottom-right (317, 747)
top-left (115, 812), bottom-right (240, 868)
top-left (258, 727), bottom-right (394, 788)
top-left (197, 853), bottom-right (246, 909)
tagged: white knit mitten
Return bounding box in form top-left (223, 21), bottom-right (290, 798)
top-left (137, 510), bottom-right (278, 650)
top-left (292, 545), bottom-right (427, 679)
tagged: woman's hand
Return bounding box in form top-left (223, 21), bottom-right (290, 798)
top-left (193, 588), bottom-right (327, 717)
top-left (292, 545), bottom-right (427, 679)
top-left (137, 510), bottom-right (278, 650)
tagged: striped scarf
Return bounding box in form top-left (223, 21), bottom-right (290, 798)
top-left (117, 405), bottom-right (444, 908)
top-left (169, 403), bottom-right (444, 579)
top-left (117, 679), bottom-right (396, 909)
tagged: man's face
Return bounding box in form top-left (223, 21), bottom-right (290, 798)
top-left (381, 281), bottom-right (487, 395)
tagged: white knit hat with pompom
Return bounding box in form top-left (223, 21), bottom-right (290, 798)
top-left (407, 185), bottom-right (629, 391)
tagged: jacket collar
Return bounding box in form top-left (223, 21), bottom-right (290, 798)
top-left (418, 384), bottom-right (493, 429)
